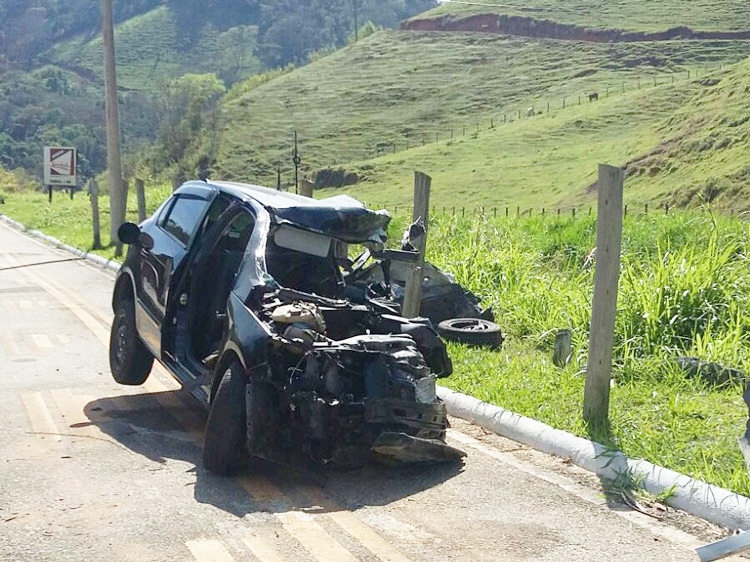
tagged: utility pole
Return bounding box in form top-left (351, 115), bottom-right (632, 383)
top-left (292, 131), bottom-right (301, 195)
top-left (353, 0), bottom-right (359, 42)
top-left (101, 0), bottom-right (125, 256)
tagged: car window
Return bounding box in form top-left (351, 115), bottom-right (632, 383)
top-left (201, 195), bottom-right (233, 236)
top-left (160, 195), bottom-right (209, 246)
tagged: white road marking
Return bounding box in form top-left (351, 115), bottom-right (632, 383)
top-left (21, 392), bottom-right (62, 443)
top-left (276, 511), bottom-right (358, 562)
top-left (31, 334), bottom-right (54, 349)
top-left (242, 536), bottom-right (289, 562)
top-left (186, 539), bottom-right (237, 562)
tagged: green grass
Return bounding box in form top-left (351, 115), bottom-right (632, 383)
top-left (43, 7), bottom-right (261, 92)
top-left (216, 29), bottom-right (750, 206)
top-left (3, 185), bottom-right (749, 495)
top-left (309, 56), bottom-right (750, 212)
top-left (422, 0), bottom-right (750, 33)
top-left (422, 210), bottom-right (750, 496)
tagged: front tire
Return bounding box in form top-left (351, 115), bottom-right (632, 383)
top-left (110, 296), bottom-right (153, 385)
top-left (203, 362), bottom-right (247, 475)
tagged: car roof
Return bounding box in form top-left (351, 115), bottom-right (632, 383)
top-left (180, 180), bottom-right (391, 245)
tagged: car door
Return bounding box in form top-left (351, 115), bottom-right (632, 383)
top-left (136, 187), bottom-right (214, 356)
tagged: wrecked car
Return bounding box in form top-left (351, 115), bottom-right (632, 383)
top-left (109, 180), bottom-right (465, 474)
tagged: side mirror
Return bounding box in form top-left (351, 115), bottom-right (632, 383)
top-left (118, 222), bottom-right (141, 245)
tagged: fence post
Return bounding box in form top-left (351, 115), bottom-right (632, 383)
top-left (665, 202), bottom-right (669, 215)
top-left (572, 208), bottom-right (576, 219)
top-left (136, 178), bottom-right (147, 222)
top-left (516, 206), bottom-right (520, 216)
top-left (494, 207), bottom-right (497, 218)
top-left (584, 164), bottom-right (624, 426)
top-left (505, 207), bottom-right (509, 217)
top-left (553, 329), bottom-right (573, 368)
top-left (402, 171), bottom-right (431, 319)
top-left (645, 203), bottom-right (648, 214)
top-left (89, 179), bottom-right (102, 250)
top-left (300, 179), bottom-right (314, 198)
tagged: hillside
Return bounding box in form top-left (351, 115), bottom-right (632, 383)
top-left (421, 0), bottom-right (750, 34)
top-left (0, 0), bottom-right (437, 181)
top-left (214, 27), bottom-right (750, 209)
top-left (308, 60), bottom-right (750, 211)
top-left (43, 6), bottom-right (263, 92)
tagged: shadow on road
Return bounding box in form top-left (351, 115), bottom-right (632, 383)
top-left (84, 390), bottom-right (464, 518)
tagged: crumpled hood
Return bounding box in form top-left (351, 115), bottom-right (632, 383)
top-left (271, 194), bottom-right (391, 246)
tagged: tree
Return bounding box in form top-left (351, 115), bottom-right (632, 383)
top-left (154, 73), bottom-right (226, 180)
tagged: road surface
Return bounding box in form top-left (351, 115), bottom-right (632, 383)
top-left (0, 222), bottom-right (731, 561)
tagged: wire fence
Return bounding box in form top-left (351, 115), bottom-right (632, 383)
top-left (368, 201), bottom-right (745, 220)
top-left (257, 60), bottom-right (738, 190)
top-left (358, 63), bottom-right (732, 162)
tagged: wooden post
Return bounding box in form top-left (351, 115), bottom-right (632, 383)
top-left (402, 172), bottom-right (431, 319)
top-left (553, 329), bottom-right (572, 368)
top-left (584, 164), bottom-right (624, 426)
top-left (300, 179), bottom-right (314, 198)
top-left (89, 179), bottom-right (102, 250)
top-left (136, 178), bottom-right (147, 222)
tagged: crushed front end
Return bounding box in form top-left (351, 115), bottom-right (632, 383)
top-left (246, 289), bottom-right (466, 468)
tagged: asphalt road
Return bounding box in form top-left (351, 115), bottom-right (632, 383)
top-left (0, 222), bottom-right (734, 562)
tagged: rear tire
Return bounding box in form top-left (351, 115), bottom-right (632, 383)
top-left (110, 295), bottom-right (153, 385)
top-left (437, 318), bottom-right (504, 349)
top-left (203, 362), bottom-right (247, 475)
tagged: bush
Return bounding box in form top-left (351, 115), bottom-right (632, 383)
top-left (314, 168), bottom-right (359, 188)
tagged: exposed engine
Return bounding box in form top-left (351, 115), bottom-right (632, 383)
top-left (246, 289), bottom-right (462, 467)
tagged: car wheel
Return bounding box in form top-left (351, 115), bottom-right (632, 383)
top-left (203, 362), bottom-right (248, 475)
top-left (109, 295), bottom-right (154, 385)
top-left (437, 318), bottom-right (504, 349)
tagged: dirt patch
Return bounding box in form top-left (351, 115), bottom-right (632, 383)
top-left (402, 14), bottom-right (750, 43)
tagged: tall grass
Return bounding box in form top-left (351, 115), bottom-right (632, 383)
top-left (411, 209), bottom-right (750, 495)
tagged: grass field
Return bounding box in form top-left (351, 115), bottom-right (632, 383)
top-left (309, 57), bottom-right (750, 212)
top-left (422, 0), bottom-right (750, 33)
top-left (2, 185), bottom-right (749, 495)
top-left (216, 28), bottom-right (750, 209)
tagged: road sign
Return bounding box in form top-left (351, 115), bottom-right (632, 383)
top-left (44, 147), bottom-right (77, 187)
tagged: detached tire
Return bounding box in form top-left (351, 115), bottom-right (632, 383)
top-left (110, 296), bottom-right (153, 385)
top-left (437, 318), bottom-right (504, 349)
top-left (203, 362), bottom-right (247, 475)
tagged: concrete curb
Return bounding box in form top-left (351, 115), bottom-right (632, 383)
top-left (0, 214), bottom-right (121, 273)
top-left (438, 386), bottom-right (750, 530)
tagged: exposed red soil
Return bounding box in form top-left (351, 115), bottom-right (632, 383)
top-left (401, 14), bottom-right (750, 42)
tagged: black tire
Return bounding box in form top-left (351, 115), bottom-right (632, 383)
top-left (437, 318), bottom-right (504, 349)
top-left (203, 362), bottom-right (247, 475)
top-left (110, 296), bottom-right (153, 385)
